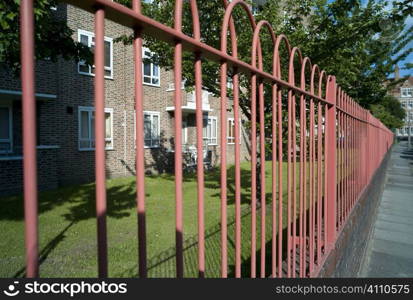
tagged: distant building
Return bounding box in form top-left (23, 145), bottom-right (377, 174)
top-left (0, 4), bottom-right (251, 195)
top-left (388, 66), bottom-right (413, 139)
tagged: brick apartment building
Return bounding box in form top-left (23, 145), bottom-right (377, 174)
top-left (388, 66), bottom-right (413, 139)
top-left (0, 4), bottom-right (251, 195)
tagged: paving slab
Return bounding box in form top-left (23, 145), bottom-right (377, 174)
top-left (361, 142), bottom-right (413, 277)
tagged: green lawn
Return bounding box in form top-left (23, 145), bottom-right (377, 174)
top-left (0, 161), bottom-right (330, 278)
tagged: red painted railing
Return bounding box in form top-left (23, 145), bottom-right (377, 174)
top-left (20, 0), bottom-right (393, 278)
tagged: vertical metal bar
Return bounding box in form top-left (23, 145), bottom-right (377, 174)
top-left (21, 0), bottom-right (38, 278)
top-left (277, 83), bottom-right (283, 278)
top-left (340, 92), bottom-right (344, 228)
top-left (271, 84), bottom-right (277, 278)
top-left (250, 71), bottom-right (257, 278)
top-left (340, 93), bottom-right (344, 228)
top-left (337, 94), bottom-right (341, 229)
top-left (220, 61), bottom-right (228, 278)
top-left (287, 87), bottom-right (293, 277)
top-left (323, 103), bottom-right (327, 253)
top-left (325, 77), bottom-right (337, 248)
top-left (292, 91), bottom-right (297, 278)
top-left (303, 96), bottom-right (307, 277)
top-left (94, 6), bottom-right (108, 278)
top-left (194, 52), bottom-right (205, 277)
top-left (317, 101), bottom-right (322, 263)
top-left (309, 96), bottom-right (314, 273)
top-left (345, 96), bottom-right (349, 220)
top-left (259, 79), bottom-right (266, 278)
top-left (299, 92), bottom-right (305, 277)
top-left (174, 1), bottom-right (184, 277)
top-left (233, 69), bottom-right (242, 278)
top-left (132, 0), bottom-right (147, 278)
top-left (349, 98), bottom-right (355, 209)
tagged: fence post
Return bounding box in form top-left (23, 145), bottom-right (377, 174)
top-left (20, 0), bottom-right (39, 278)
top-left (325, 76), bottom-right (337, 249)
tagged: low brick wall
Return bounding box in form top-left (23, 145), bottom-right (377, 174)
top-left (0, 148), bottom-right (59, 196)
top-left (317, 148), bottom-right (391, 277)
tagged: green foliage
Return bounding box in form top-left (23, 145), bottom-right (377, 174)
top-left (1, 0), bottom-right (410, 128)
top-left (0, 0), bottom-right (92, 74)
top-left (370, 95), bottom-right (406, 129)
top-left (116, 0), bottom-right (411, 129)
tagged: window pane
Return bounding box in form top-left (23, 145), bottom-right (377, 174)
top-left (212, 119), bottom-right (217, 138)
top-left (105, 112), bottom-right (112, 139)
top-left (144, 115), bottom-right (151, 140)
top-left (152, 115), bottom-right (159, 139)
top-left (153, 64), bottom-right (159, 77)
top-left (91, 112), bottom-right (95, 140)
top-left (104, 69), bottom-right (111, 77)
top-left (80, 140), bottom-right (90, 149)
top-left (152, 77), bottom-right (159, 85)
top-left (104, 41), bottom-right (111, 68)
top-left (143, 76), bottom-right (151, 83)
top-left (143, 62), bottom-right (151, 77)
top-left (0, 107), bottom-right (10, 139)
top-left (80, 34), bottom-right (88, 46)
top-left (79, 64), bottom-right (89, 73)
top-left (80, 111), bottom-right (89, 139)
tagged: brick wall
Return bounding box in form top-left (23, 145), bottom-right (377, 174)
top-left (317, 148), bottom-right (391, 277)
top-left (0, 148), bottom-right (58, 196)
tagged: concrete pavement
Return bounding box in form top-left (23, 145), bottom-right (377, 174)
top-left (361, 141), bottom-right (413, 277)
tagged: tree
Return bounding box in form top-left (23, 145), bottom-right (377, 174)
top-left (115, 0), bottom-right (411, 129)
top-left (0, 0), bottom-right (92, 74)
top-left (0, 0), bottom-right (411, 129)
top-left (370, 95), bottom-right (406, 129)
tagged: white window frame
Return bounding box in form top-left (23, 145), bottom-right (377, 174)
top-left (142, 47), bottom-right (160, 87)
top-left (143, 111), bottom-right (161, 148)
top-left (77, 29), bottom-right (113, 79)
top-left (401, 87), bottom-right (413, 98)
top-left (0, 104), bottom-right (13, 154)
top-left (203, 116), bottom-right (218, 145)
top-left (78, 106), bottom-right (114, 151)
top-left (227, 117), bottom-right (242, 144)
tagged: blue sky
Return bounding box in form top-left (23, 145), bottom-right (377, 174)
top-left (399, 15), bottom-right (412, 77)
top-left (362, 0), bottom-right (412, 77)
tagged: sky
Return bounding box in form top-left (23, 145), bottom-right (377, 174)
top-left (399, 15), bottom-right (412, 77)
top-left (364, 0), bottom-right (413, 77)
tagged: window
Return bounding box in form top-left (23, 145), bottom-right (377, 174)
top-left (408, 100), bottom-right (413, 109)
top-left (142, 48), bottom-right (160, 86)
top-left (203, 116), bottom-right (217, 145)
top-left (143, 111), bottom-right (160, 148)
top-left (78, 29), bottom-right (113, 79)
top-left (0, 105), bottom-right (12, 153)
top-left (78, 106), bottom-right (113, 151)
top-left (227, 118), bottom-right (242, 144)
top-left (182, 121), bottom-right (188, 145)
top-left (401, 88), bottom-right (413, 97)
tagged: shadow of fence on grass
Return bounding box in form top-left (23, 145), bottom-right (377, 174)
top-left (115, 201), bottom-right (295, 278)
